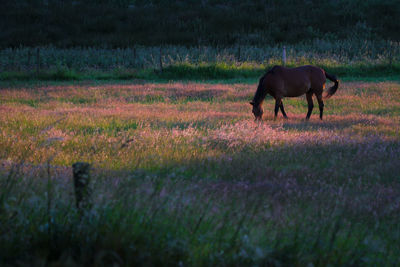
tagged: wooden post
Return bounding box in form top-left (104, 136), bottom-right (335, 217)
top-left (237, 45), bottom-right (241, 62)
top-left (36, 47), bottom-right (40, 74)
top-left (27, 49), bottom-right (31, 71)
top-left (72, 162), bottom-right (91, 211)
top-left (159, 46), bottom-right (163, 72)
top-left (10, 48), bottom-right (15, 71)
top-left (133, 46), bottom-right (137, 67)
top-left (16, 48), bottom-right (21, 72)
top-left (388, 41), bottom-right (393, 67)
top-left (282, 46), bottom-right (287, 66)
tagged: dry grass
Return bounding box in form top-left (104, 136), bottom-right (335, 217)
top-left (0, 80), bottom-right (400, 265)
top-left (0, 80), bottom-right (399, 167)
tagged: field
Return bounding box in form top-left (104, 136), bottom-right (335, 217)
top-left (1, 78), bottom-right (400, 265)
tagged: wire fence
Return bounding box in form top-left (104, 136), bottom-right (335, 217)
top-left (1, 40), bottom-right (399, 72)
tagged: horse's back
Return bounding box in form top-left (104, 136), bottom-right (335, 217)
top-left (286, 65), bottom-right (325, 81)
top-left (301, 65), bottom-right (326, 90)
top-left (268, 65), bottom-right (326, 97)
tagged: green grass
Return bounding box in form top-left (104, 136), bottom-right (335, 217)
top-left (1, 42), bottom-right (399, 82)
top-left (1, 79), bottom-right (400, 266)
top-left (1, 62), bottom-right (400, 82)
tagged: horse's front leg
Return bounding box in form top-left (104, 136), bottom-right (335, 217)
top-left (316, 93), bottom-right (324, 120)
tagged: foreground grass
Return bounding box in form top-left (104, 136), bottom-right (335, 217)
top-left (0, 80), bottom-right (400, 266)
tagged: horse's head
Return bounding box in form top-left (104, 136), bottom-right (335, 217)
top-left (250, 101), bottom-right (263, 121)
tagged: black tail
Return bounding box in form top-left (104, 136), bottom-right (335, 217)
top-left (324, 72), bottom-right (339, 99)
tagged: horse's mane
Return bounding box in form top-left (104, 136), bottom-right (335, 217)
top-left (252, 66), bottom-right (278, 105)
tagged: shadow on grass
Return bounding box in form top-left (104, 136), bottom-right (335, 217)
top-left (278, 116), bottom-right (381, 131)
top-left (1, 133), bottom-right (400, 266)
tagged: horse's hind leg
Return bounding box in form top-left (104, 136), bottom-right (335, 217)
top-left (306, 92), bottom-right (314, 120)
top-left (279, 102), bottom-right (288, 119)
top-left (274, 98), bottom-right (282, 119)
top-left (316, 93), bottom-right (324, 120)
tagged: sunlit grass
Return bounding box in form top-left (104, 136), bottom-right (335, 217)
top-left (0, 80), bottom-right (399, 168)
top-left (0, 80), bottom-right (400, 265)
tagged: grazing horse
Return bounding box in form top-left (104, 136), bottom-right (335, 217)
top-left (250, 65), bottom-right (339, 121)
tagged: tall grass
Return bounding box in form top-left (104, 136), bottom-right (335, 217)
top-left (1, 39), bottom-right (399, 80)
top-left (1, 80), bottom-right (400, 265)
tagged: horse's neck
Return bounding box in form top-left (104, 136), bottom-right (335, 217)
top-left (255, 99), bottom-right (264, 107)
top-left (253, 88), bottom-right (268, 105)
top-left (253, 73), bottom-right (269, 104)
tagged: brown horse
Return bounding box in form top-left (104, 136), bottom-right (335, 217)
top-left (250, 65), bottom-right (339, 121)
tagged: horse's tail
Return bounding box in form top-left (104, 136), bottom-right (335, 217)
top-left (323, 72), bottom-right (339, 99)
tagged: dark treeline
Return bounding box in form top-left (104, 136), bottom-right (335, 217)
top-left (1, 0), bottom-right (400, 48)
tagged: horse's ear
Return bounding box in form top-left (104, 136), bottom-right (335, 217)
top-left (249, 101), bottom-right (254, 106)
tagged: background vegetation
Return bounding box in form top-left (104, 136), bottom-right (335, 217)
top-left (1, 0), bottom-right (399, 80)
top-left (1, 0), bottom-right (400, 47)
top-left (1, 40), bottom-right (399, 81)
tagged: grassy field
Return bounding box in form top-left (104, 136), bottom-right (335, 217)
top-left (1, 78), bottom-right (400, 265)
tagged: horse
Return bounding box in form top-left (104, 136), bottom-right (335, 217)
top-left (250, 65), bottom-right (339, 121)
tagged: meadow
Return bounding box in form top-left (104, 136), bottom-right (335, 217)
top-left (2, 0), bottom-right (400, 264)
top-left (1, 77), bottom-right (400, 265)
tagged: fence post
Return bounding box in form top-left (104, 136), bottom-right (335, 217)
top-left (237, 45), bottom-right (241, 62)
top-left (282, 46), bottom-right (286, 66)
top-left (133, 46), bottom-right (137, 67)
top-left (72, 162), bottom-right (92, 211)
top-left (388, 41), bottom-right (393, 67)
top-left (36, 47), bottom-right (40, 75)
top-left (11, 48), bottom-right (16, 71)
top-left (159, 46), bottom-right (163, 72)
top-left (27, 49), bottom-right (31, 71)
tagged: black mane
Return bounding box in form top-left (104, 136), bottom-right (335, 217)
top-left (252, 66), bottom-right (277, 105)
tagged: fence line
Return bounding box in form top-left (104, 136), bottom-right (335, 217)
top-left (0, 41), bottom-right (398, 72)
